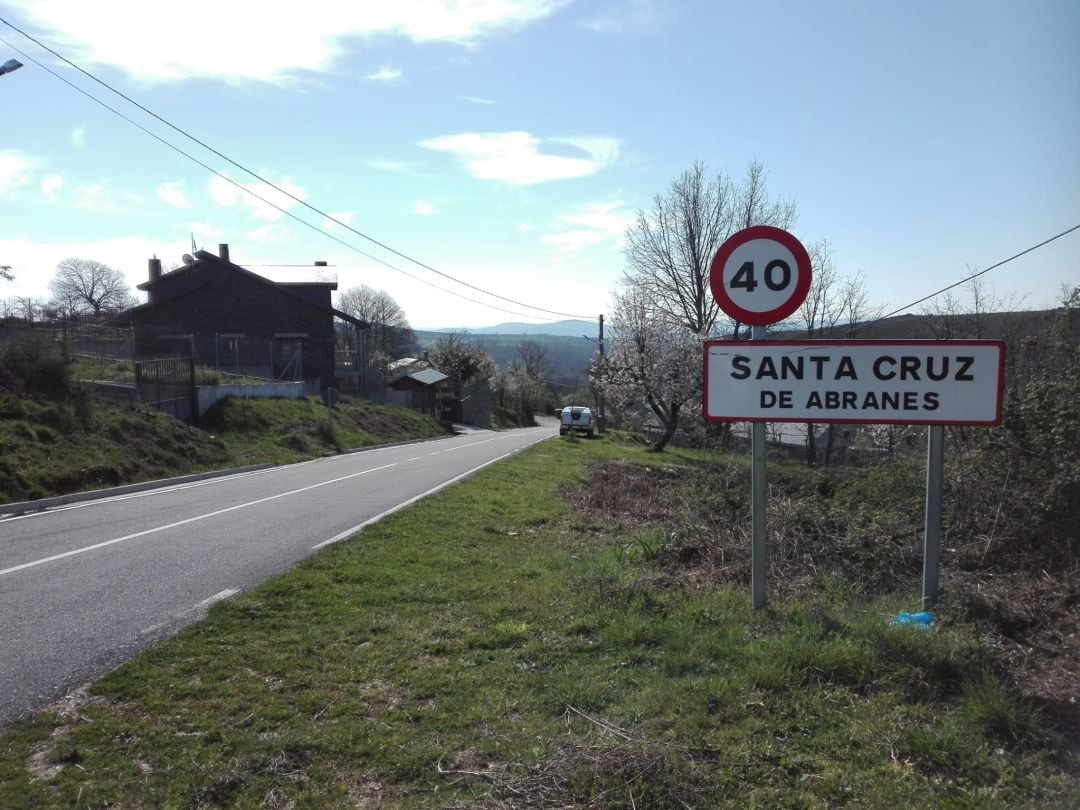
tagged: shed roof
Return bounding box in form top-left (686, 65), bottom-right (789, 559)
top-left (397, 368), bottom-right (449, 387)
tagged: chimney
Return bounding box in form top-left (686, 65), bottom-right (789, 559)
top-left (148, 256), bottom-right (162, 283)
top-left (218, 243), bottom-right (230, 262)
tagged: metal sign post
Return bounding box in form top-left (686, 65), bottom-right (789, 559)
top-left (922, 425), bottom-right (945, 608)
top-left (751, 325), bottom-right (768, 610)
top-left (709, 227), bottom-right (813, 611)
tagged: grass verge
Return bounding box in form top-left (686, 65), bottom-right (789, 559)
top-left (0, 435), bottom-right (1073, 807)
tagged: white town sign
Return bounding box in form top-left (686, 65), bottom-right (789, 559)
top-left (704, 340), bottom-right (1005, 425)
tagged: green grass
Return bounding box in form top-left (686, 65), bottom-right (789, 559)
top-left (0, 435), bottom-right (1072, 808)
top-left (0, 390), bottom-right (444, 505)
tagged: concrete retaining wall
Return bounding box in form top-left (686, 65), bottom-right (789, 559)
top-left (196, 381), bottom-right (305, 416)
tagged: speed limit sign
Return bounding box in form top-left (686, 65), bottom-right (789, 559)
top-left (709, 226), bottom-right (812, 326)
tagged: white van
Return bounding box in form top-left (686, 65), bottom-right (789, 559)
top-left (559, 406), bottom-right (594, 438)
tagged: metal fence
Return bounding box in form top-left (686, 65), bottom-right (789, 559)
top-left (134, 357), bottom-right (196, 422)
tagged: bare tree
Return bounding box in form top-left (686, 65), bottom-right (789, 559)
top-left (516, 340), bottom-right (553, 381)
top-left (921, 272), bottom-right (1028, 340)
top-left (49, 258), bottom-right (135, 315)
top-left (601, 282), bottom-right (702, 452)
top-left (337, 285), bottom-right (416, 361)
top-left (624, 160), bottom-right (797, 341)
top-left (614, 160), bottom-right (797, 448)
top-left (735, 160), bottom-right (799, 233)
top-left (796, 240), bottom-right (880, 464)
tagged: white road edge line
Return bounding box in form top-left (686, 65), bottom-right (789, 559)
top-left (0, 466), bottom-right (284, 523)
top-left (312, 434), bottom-right (550, 551)
top-left (195, 588), bottom-right (240, 612)
top-left (139, 588), bottom-right (239, 637)
top-left (0, 464), bottom-right (397, 578)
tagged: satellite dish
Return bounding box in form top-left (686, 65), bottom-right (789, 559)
top-left (181, 254), bottom-right (195, 265)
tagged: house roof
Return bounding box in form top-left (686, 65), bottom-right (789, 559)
top-left (395, 368), bottom-right (449, 387)
top-left (134, 249), bottom-right (367, 328)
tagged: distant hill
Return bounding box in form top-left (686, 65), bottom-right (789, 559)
top-left (411, 309), bottom-right (1063, 393)
top-left (413, 328), bottom-right (597, 390)
top-left (418, 320), bottom-right (597, 338)
top-left (772, 309), bottom-right (1061, 342)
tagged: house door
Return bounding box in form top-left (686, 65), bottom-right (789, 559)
top-left (273, 337), bottom-right (304, 381)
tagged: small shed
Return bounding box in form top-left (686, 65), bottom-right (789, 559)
top-left (388, 368), bottom-right (450, 416)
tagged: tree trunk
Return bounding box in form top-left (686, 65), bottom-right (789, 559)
top-left (650, 402), bottom-right (679, 452)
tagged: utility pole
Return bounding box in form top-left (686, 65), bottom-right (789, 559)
top-left (597, 314), bottom-right (606, 433)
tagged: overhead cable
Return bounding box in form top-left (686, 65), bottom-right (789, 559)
top-left (851, 223), bottom-right (1080, 334)
top-left (0, 36), bottom-right (557, 322)
top-left (0, 17), bottom-right (596, 321)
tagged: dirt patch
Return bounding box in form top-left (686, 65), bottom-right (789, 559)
top-left (563, 460), bottom-right (685, 527)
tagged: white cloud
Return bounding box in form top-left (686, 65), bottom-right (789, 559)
top-left (461, 95), bottom-right (496, 105)
top-left (0, 150), bottom-right (35, 196)
top-left (72, 181), bottom-right (119, 212)
top-left (6, 1), bottom-right (565, 83)
top-left (70, 125), bottom-right (87, 147)
top-left (364, 65), bottom-right (403, 82)
top-left (156, 180), bottom-right (191, 208)
top-left (0, 234), bottom-right (167, 302)
top-left (247, 224), bottom-right (291, 244)
top-left (322, 212), bottom-right (356, 233)
top-left (41, 174), bottom-right (64, 201)
top-left (582, 0), bottom-right (664, 35)
top-left (209, 174), bottom-right (306, 220)
top-left (413, 199), bottom-right (438, 216)
top-left (541, 200), bottom-right (631, 254)
top-left (190, 222), bottom-right (225, 241)
top-left (367, 159), bottom-right (416, 173)
top-left (419, 131), bottom-right (620, 185)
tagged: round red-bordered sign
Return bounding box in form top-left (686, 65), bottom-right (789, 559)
top-left (709, 226), bottom-right (812, 326)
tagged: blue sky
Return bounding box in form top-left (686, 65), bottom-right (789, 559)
top-left (1, 0), bottom-right (1077, 329)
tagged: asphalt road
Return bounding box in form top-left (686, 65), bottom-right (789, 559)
top-left (0, 424), bottom-right (554, 729)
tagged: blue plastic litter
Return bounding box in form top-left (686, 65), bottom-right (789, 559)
top-left (890, 611), bottom-right (934, 631)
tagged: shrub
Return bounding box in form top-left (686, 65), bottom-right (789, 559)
top-left (0, 334), bottom-right (72, 396)
top-left (947, 302), bottom-right (1080, 572)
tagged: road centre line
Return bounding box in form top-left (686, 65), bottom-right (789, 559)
top-left (443, 435), bottom-right (516, 452)
top-left (0, 463), bottom-right (397, 578)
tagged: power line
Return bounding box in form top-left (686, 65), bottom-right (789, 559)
top-left (879, 224), bottom-right (1078, 321)
top-left (851, 223), bottom-right (1080, 334)
top-left (0, 16), bottom-right (595, 321)
top-left (0, 37), bottom-right (561, 323)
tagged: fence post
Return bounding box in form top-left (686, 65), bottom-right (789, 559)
top-left (188, 357), bottom-right (198, 420)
